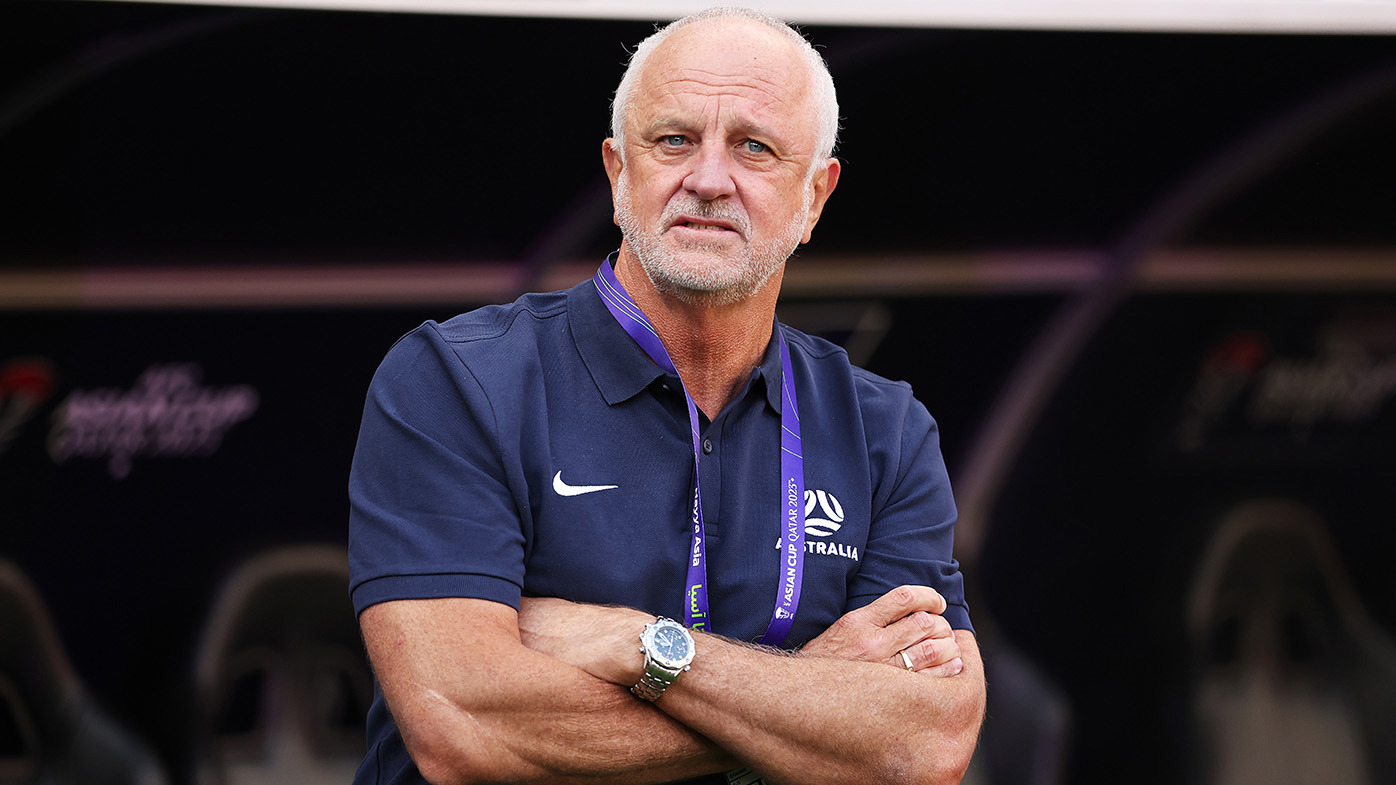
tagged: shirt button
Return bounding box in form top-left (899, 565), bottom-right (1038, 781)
top-left (702, 438), bottom-right (713, 454)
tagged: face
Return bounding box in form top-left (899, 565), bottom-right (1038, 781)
top-left (605, 19), bottom-right (840, 306)
top-left (653, 626), bottom-right (692, 661)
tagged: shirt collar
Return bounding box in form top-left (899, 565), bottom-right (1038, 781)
top-left (573, 253), bottom-right (783, 414)
top-left (752, 323), bottom-right (785, 413)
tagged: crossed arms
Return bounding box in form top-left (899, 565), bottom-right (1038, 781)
top-left (360, 585), bottom-right (984, 785)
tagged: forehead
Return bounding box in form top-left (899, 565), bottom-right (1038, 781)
top-left (631, 19), bottom-right (816, 138)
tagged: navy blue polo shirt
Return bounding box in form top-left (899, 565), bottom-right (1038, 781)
top-left (348, 265), bottom-right (970, 783)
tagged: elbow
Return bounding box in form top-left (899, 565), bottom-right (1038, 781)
top-left (404, 731), bottom-right (484, 785)
top-left (939, 684), bottom-right (987, 784)
top-left (413, 754), bottom-right (466, 785)
top-left (899, 678), bottom-right (986, 785)
top-left (408, 738), bottom-right (524, 785)
top-left (412, 749), bottom-right (470, 785)
top-left (894, 726), bottom-right (982, 785)
top-left (921, 733), bottom-right (980, 785)
top-left (885, 734), bottom-right (978, 785)
top-left (400, 712), bottom-right (523, 785)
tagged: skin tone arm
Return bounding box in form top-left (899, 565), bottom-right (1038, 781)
top-left (360, 585), bottom-right (982, 785)
top-left (521, 587), bottom-right (984, 785)
top-left (360, 597), bottom-right (734, 785)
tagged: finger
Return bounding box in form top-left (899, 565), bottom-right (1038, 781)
top-left (890, 642), bottom-right (963, 674)
top-left (890, 647), bottom-right (917, 672)
top-left (850, 585), bottom-right (947, 628)
top-left (918, 657), bottom-right (965, 678)
top-left (885, 617), bottom-right (957, 670)
top-left (904, 626), bottom-right (960, 669)
top-left (885, 610), bottom-right (952, 652)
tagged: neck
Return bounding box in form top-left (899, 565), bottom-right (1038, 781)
top-left (614, 250), bottom-right (780, 419)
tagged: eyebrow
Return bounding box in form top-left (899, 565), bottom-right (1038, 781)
top-left (738, 120), bottom-right (784, 147)
top-left (640, 116), bottom-right (789, 152)
top-left (640, 117), bottom-right (699, 137)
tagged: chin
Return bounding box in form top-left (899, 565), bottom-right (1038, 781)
top-left (623, 225), bottom-right (792, 306)
top-left (650, 257), bottom-right (784, 308)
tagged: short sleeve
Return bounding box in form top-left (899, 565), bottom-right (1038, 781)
top-left (846, 396), bottom-right (972, 632)
top-left (348, 324), bottom-right (526, 616)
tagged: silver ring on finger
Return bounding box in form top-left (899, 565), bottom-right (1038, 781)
top-left (899, 649), bottom-right (914, 671)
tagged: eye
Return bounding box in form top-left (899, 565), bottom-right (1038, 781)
top-left (662, 135), bottom-right (687, 147)
top-left (743, 139), bottom-right (769, 154)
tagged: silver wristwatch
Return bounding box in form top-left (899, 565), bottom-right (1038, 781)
top-left (631, 617), bottom-right (695, 701)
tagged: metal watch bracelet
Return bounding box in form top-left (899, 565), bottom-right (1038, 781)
top-left (631, 670), bottom-right (672, 701)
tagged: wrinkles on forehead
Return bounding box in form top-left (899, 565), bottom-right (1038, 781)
top-left (656, 68), bottom-right (804, 115)
top-left (629, 26), bottom-right (820, 160)
top-left (661, 55), bottom-right (804, 96)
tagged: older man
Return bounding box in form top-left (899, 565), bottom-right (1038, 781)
top-left (349, 8), bottom-right (984, 785)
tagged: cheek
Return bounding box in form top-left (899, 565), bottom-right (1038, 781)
top-left (754, 192), bottom-right (807, 231)
top-left (634, 175), bottom-right (682, 215)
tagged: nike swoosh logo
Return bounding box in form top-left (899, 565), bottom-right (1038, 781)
top-left (553, 471), bottom-right (619, 497)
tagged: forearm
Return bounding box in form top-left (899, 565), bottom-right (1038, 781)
top-left (363, 598), bottom-right (735, 785)
top-left (526, 595), bottom-right (985, 785)
top-left (404, 666), bottom-right (728, 784)
top-left (664, 630), bottom-right (984, 785)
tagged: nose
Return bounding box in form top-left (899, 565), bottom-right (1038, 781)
top-left (681, 144), bottom-right (736, 201)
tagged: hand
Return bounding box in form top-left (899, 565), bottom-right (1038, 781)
top-left (799, 585), bottom-right (964, 676)
top-left (517, 597), bottom-right (651, 686)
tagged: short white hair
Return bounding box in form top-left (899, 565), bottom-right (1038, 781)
top-left (610, 7), bottom-right (840, 161)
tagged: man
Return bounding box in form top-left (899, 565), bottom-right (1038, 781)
top-left (348, 8), bottom-right (984, 785)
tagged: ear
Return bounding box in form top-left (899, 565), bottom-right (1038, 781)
top-left (603, 138), bottom-right (624, 227)
top-left (801, 157), bottom-right (842, 244)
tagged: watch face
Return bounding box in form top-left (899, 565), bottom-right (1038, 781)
top-left (645, 620), bottom-right (694, 669)
top-left (654, 626), bottom-right (692, 661)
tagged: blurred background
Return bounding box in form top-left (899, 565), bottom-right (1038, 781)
top-left (2, 1), bottom-right (1395, 784)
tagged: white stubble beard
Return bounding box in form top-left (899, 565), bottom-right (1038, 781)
top-left (614, 168), bottom-right (811, 307)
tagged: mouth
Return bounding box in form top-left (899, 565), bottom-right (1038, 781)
top-left (668, 214), bottom-right (741, 237)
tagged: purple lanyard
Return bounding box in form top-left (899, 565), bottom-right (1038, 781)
top-left (594, 259), bottom-right (805, 647)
